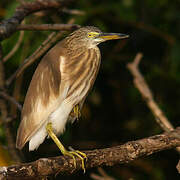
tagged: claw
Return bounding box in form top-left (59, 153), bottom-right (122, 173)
top-left (46, 122), bottom-right (87, 172)
top-left (67, 150), bottom-right (87, 173)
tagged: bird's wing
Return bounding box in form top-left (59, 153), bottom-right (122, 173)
top-left (16, 41), bottom-right (68, 149)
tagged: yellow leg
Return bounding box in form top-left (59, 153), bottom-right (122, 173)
top-left (73, 104), bottom-right (81, 119)
top-left (46, 122), bottom-right (87, 173)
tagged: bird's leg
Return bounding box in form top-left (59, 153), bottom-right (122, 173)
top-left (46, 122), bottom-right (87, 172)
top-left (73, 104), bottom-right (81, 119)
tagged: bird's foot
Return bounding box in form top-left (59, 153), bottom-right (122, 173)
top-left (62, 148), bottom-right (87, 173)
top-left (73, 104), bottom-right (81, 119)
top-left (46, 122), bottom-right (87, 172)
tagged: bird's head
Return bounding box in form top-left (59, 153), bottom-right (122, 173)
top-left (66, 26), bottom-right (129, 49)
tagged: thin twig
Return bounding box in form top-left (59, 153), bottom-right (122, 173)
top-left (0, 0), bottom-right (71, 40)
top-left (176, 160), bottom-right (180, 173)
top-left (0, 127), bottom-right (180, 179)
top-left (6, 31), bottom-right (56, 86)
top-left (0, 91), bottom-right (22, 111)
top-left (9, 36), bottom-right (30, 118)
top-left (0, 49), bottom-right (5, 89)
top-left (61, 8), bottom-right (85, 15)
top-left (0, 44), bottom-right (21, 163)
top-left (17, 23), bottom-right (80, 31)
top-left (10, 74), bottom-right (23, 119)
top-left (3, 28), bottom-right (24, 63)
top-left (127, 53), bottom-right (174, 131)
top-left (127, 53), bottom-right (180, 154)
top-left (0, 45), bottom-right (7, 120)
top-left (90, 167), bottom-right (116, 180)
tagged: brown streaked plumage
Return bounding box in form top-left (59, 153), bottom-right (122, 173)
top-left (16, 26), bottom-right (129, 157)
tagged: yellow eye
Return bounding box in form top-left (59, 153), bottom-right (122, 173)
top-left (88, 34), bottom-right (93, 37)
top-left (88, 32), bottom-right (99, 38)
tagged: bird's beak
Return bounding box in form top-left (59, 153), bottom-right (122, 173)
top-left (98, 33), bottom-right (129, 40)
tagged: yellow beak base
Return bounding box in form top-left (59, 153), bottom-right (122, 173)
top-left (98, 33), bottom-right (129, 40)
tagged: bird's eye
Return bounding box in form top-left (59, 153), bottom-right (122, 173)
top-left (88, 32), bottom-right (99, 38)
top-left (88, 33), bottom-right (94, 38)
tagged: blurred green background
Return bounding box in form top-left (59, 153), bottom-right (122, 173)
top-left (0, 0), bottom-right (180, 179)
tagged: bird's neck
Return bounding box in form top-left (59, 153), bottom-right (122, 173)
top-left (63, 38), bottom-right (99, 56)
top-left (63, 42), bottom-right (89, 57)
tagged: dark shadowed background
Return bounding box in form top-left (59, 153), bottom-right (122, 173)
top-left (0, 0), bottom-right (180, 179)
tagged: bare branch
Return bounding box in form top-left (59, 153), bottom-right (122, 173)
top-left (0, 91), bottom-right (22, 111)
top-left (0, 128), bottom-right (180, 179)
top-left (176, 160), bottom-right (180, 173)
top-left (0, 0), bottom-right (72, 40)
top-left (3, 29), bottom-right (24, 63)
top-left (0, 46), bottom-right (5, 89)
top-left (17, 23), bottom-right (80, 31)
top-left (0, 44), bottom-right (21, 163)
top-left (127, 53), bottom-right (174, 131)
top-left (90, 167), bottom-right (115, 180)
top-left (6, 31), bottom-right (57, 86)
top-left (9, 41), bottom-right (29, 118)
top-left (127, 53), bottom-right (180, 154)
top-left (61, 8), bottom-right (85, 15)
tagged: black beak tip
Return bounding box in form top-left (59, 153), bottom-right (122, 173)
top-left (120, 34), bottom-right (129, 39)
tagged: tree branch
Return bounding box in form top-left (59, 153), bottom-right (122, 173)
top-left (0, 91), bottom-right (22, 111)
top-left (17, 23), bottom-right (80, 31)
top-left (3, 29), bottom-right (24, 63)
top-left (0, 45), bottom-right (21, 163)
top-left (0, 127), bottom-right (180, 179)
top-left (0, 0), bottom-right (72, 40)
top-left (90, 167), bottom-right (115, 180)
top-left (61, 8), bottom-right (85, 15)
top-left (127, 53), bottom-right (174, 132)
top-left (127, 53), bottom-right (180, 153)
top-left (127, 53), bottom-right (180, 173)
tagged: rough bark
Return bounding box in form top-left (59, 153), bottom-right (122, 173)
top-left (0, 127), bottom-right (180, 179)
top-left (0, 0), bottom-right (72, 40)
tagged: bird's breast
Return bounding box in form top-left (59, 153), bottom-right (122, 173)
top-left (61, 47), bottom-right (101, 105)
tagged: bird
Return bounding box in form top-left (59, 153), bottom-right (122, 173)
top-left (16, 26), bottom-right (129, 172)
